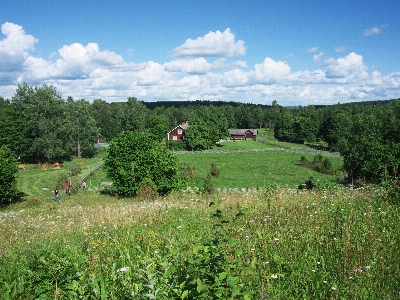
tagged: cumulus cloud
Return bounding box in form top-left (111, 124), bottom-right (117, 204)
top-left (248, 58), bottom-right (291, 84)
top-left (172, 28), bottom-right (245, 58)
top-left (1, 22), bottom-right (400, 106)
top-left (363, 24), bottom-right (388, 36)
top-left (313, 52), bottom-right (324, 63)
top-left (306, 47), bottom-right (319, 53)
top-left (0, 22), bottom-right (38, 83)
top-left (322, 52), bottom-right (368, 82)
top-left (23, 42), bottom-right (126, 80)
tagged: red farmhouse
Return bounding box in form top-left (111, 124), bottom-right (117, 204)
top-left (167, 122), bottom-right (189, 141)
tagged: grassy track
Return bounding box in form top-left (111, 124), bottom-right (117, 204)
top-left (17, 158), bottom-right (103, 199)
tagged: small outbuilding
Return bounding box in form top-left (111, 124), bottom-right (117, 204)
top-left (228, 129), bottom-right (258, 140)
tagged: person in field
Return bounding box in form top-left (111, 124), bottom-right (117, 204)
top-left (54, 189), bottom-right (59, 202)
top-left (65, 181), bottom-right (70, 196)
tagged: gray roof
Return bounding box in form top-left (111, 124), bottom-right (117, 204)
top-left (228, 129), bottom-right (258, 135)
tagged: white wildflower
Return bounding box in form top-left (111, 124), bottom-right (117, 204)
top-left (117, 267), bottom-right (129, 273)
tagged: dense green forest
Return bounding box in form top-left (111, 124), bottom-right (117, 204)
top-left (1, 83), bottom-right (400, 184)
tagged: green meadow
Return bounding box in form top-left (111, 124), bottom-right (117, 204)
top-left (1, 136), bottom-right (399, 299)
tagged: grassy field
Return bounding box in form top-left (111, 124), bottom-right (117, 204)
top-left (178, 148), bottom-right (342, 190)
top-left (1, 187), bottom-right (399, 298)
top-left (65, 134), bottom-right (343, 193)
top-left (1, 137), bottom-right (399, 299)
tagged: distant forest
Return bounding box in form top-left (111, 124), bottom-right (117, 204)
top-left (1, 83), bottom-right (399, 182)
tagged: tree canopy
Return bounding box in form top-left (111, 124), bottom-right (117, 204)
top-left (104, 131), bottom-right (184, 197)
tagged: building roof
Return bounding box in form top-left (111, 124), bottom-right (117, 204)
top-left (168, 122), bottom-right (189, 134)
top-left (228, 129), bottom-right (258, 135)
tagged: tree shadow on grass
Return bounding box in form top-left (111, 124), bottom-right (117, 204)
top-left (0, 191), bottom-right (29, 208)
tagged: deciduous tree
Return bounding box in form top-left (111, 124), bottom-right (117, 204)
top-left (104, 131), bottom-right (184, 197)
top-left (0, 146), bottom-right (19, 205)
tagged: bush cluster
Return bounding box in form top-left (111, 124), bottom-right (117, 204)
top-left (300, 154), bottom-right (335, 175)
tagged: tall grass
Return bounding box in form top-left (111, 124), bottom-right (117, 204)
top-left (1, 187), bottom-right (399, 298)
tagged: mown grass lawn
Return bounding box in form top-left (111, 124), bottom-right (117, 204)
top-left (178, 149), bottom-right (342, 190)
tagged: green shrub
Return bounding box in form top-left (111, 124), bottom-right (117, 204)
top-left (201, 174), bottom-right (215, 195)
top-left (166, 140), bottom-right (187, 151)
top-left (300, 155), bottom-right (335, 175)
top-left (104, 131), bottom-right (184, 197)
top-left (210, 163), bottom-right (220, 177)
top-left (0, 145), bottom-right (19, 205)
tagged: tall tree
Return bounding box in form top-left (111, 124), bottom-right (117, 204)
top-left (91, 99), bottom-right (117, 141)
top-left (0, 98), bottom-right (32, 161)
top-left (64, 99), bottom-right (99, 158)
top-left (146, 114), bottom-right (171, 142)
top-left (274, 109), bottom-right (295, 142)
top-left (12, 83), bottom-right (66, 162)
top-left (293, 105), bottom-right (319, 143)
top-left (184, 117), bottom-right (211, 150)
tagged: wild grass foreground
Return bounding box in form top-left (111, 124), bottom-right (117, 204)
top-left (1, 187), bottom-right (399, 299)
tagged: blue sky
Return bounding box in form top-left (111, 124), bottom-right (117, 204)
top-left (1, 0), bottom-right (399, 106)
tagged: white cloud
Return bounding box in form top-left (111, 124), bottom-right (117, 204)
top-left (23, 42), bottom-right (126, 80)
top-left (0, 22), bottom-right (38, 82)
top-left (164, 58), bottom-right (225, 74)
top-left (363, 24), bottom-right (388, 36)
top-left (172, 28), bottom-right (245, 58)
top-left (1, 22), bottom-right (400, 106)
top-left (335, 46), bottom-right (345, 53)
top-left (248, 58), bottom-right (291, 84)
top-left (322, 52), bottom-right (368, 82)
top-left (313, 52), bottom-right (324, 63)
top-left (306, 47), bottom-right (319, 53)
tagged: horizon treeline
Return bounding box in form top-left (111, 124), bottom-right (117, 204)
top-left (1, 83), bottom-right (399, 182)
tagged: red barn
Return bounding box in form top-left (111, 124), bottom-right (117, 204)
top-left (167, 122), bottom-right (189, 141)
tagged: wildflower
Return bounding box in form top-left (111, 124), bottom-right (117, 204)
top-left (271, 274), bottom-right (278, 279)
top-left (273, 238), bottom-right (279, 242)
top-left (251, 248), bottom-right (255, 251)
top-left (323, 280), bottom-right (327, 284)
top-left (331, 287), bottom-right (336, 291)
top-left (117, 267), bottom-right (129, 273)
top-left (354, 268), bottom-right (363, 273)
top-left (365, 265), bottom-right (371, 270)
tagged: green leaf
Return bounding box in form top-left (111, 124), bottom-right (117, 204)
top-left (218, 272), bottom-right (227, 280)
top-left (227, 276), bottom-right (239, 287)
top-left (181, 290), bottom-right (189, 299)
top-left (251, 257), bottom-right (257, 269)
top-left (196, 278), bottom-right (208, 293)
